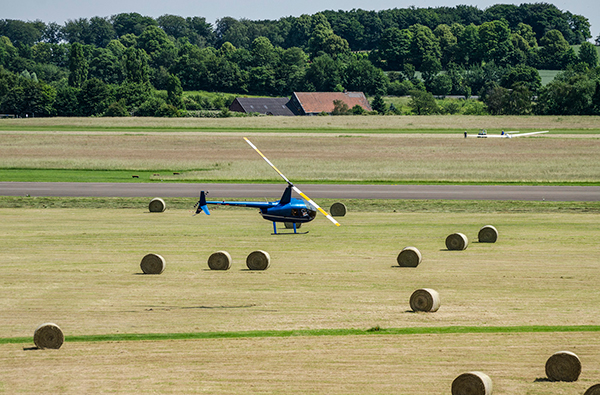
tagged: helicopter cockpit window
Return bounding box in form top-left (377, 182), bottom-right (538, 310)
top-left (292, 208), bottom-right (317, 218)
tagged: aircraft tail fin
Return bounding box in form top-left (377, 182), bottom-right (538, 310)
top-left (194, 191), bottom-right (210, 215)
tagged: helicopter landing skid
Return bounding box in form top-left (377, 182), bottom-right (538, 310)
top-left (272, 222), bottom-right (308, 235)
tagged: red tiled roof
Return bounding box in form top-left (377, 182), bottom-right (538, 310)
top-left (292, 92), bottom-right (372, 114)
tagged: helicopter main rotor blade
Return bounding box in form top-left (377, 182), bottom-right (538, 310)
top-left (291, 185), bottom-right (341, 227)
top-left (244, 137), bottom-right (340, 227)
top-left (244, 137), bottom-right (292, 185)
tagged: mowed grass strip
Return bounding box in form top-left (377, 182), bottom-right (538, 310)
top-left (3, 325), bottom-right (600, 345)
top-left (2, 196), bottom-right (600, 213)
top-left (1, 115), bottom-right (600, 131)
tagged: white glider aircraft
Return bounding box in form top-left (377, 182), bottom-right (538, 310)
top-left (464, 129), bottom-right (549, 138)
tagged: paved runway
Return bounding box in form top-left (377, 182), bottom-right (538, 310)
top-left (1, 182), bottom-right (599, 201)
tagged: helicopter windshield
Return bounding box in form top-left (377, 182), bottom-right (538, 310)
top-left (291, 206), bottom-right (317, 219)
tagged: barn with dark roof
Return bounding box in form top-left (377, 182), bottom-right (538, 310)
top-left (229, 97), bottom-right (295, 116)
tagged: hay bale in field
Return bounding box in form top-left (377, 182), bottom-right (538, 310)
top-left (246, 250), bottom-right (270, 271)
top-left (584, 384), bottom-right (600, 395)
top-left (478, 225), bottom-right (498, 243)
top-left (330, 202), bottom-right (347, 217)
top-left (149, 197), bottom-right (166, 212)
top-left (284, 222), bottom-right (301, 229)
top-left (545, 351), bottom-right (581, 382)
top-left (397, 246), bottom-right (422, 267)
top-left (446, 233), bottom-right (468, 250)
top-left (451, 372), bottom-right (492, 395)
top-left (409, 288), bottom-right (440, 312)
top-left (208, 251), bottom-right (232, 270)
top-left (33, 323), bottom-right (64, 349)
top-left (140, 253), bottom-right (165, 274)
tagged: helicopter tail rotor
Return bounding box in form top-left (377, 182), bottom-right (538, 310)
top-left (194, 191), bottom-right (210, 216)
top-left (244, 137), bottom-right (340, 227)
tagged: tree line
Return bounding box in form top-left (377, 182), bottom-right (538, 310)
top-left (0, 6), bottom-right (599, 117)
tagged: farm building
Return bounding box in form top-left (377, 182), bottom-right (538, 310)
top-left (288, 92), bottom-right (372, 115)
top-left (229, 97), bottom-right (295, 116)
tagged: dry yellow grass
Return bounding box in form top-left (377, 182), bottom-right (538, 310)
top-left (1, 208), bottom-right (599, 338)
top-left (1, 132), bottom-right (599, 182)
top-left (1, 333), bottom-right (599, 394)
top-left (1, 202), bottom-right (599, 394)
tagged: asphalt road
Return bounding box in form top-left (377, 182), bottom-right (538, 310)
top-left (1, 182), bottom-right (599, 201)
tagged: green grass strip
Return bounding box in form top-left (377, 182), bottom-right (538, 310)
top-left (3, 325), bottom-right (600, 345)
top-left (1, 169), bottom-right (599, 185)
top-left (2, 196), bottom-right (600, 213)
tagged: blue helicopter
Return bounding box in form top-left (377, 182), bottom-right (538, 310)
top-left (194, 137), bottom-right (341, 234)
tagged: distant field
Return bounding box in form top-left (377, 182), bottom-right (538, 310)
top-left (539, 69), bottom-right (560, 85)
top-left (1, 125), bottom-right (599, 184)
top-left (1, 114), bottom-right (600, 132)
top-left (0, 207), bottom-right (599, 393)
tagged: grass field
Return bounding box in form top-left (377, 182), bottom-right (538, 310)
top-left (1, 117), bottom-right (599, 394)
top-left (1, 117), bottom-right (599, 184)
top-left (1, 207), bottom-right (599, 393)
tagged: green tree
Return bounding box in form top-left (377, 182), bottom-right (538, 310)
top-left (53, 81), bottom-right (80, 116)
top-left (370, 94), bottom-right (387, 114)
top-left (111, 13), bottom-right (157, 37)
top-left (535, 70), bottom-right (596, 115)
top-left (477, 20), bottom-right (514, 66)
top-left (408, 90), bottom-right (439, 115)
top-left (539, 30), bottom-right (578, 69)
top-left (137, 25), bottom-right (177, 69)
top-left (343, 57), bottom-right (388, 95)
top-left (578, 42), bottom-right (598, 68)
top-left (77, 77), bottom-right (111, 116)
top-left (304, 54), bottom-right (342, 91)
top-left (124, 46), bottom-right (150, 84)
top-left (501, 65), bottom-right (541, 93)
top-left (374, 28), bottom-right (412, 70)
top-left (0, 75), bottom-right (56, 116)
top-left (308, 16), bottom-right (349, 58)
top-left (68, 42), bottom-right (88, 88)
top-left (409, 24), bottom-right (441, 71)
top-left (434, 24), bottom-right (457, 67)
top-left (455, 23), bottom-right (481, 65)
top-left (164, 73), bottom-right (183, 107)
top-left (251, 36), bottom-right (277, 67)
top-left (428, 73), bottom-right (452, 97)
top-left (103, 99), bottom-right (129, 117)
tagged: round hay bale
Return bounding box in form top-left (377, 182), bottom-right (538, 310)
top-left (397, 246), bottom-right (422, 267)
top-left (545, 351), bottom-right (581, 382)
top-left (33, 323), bottom-right (64, 350)
top-left (284, 222), bottom-right (301, 229)
top-left (478, 225), bottom-right (498, 243)
top-left (446, 233), bottom-right (469, 250)
top-left (409, 288), bottom-right (441, 312)
top-left (584, 384), bottom-right (600, 395)
top-left (140, 253), bottom-right (165, 274)
top-left (451, 372), bottom-right (493, 395)
top-left (246, 250), bottom-right (270, 271)
top-left (330, 202), bottom-right (347, 217)
top-left (208, 251), bottom-right (232, 270)
top-left (149, 197), bottom-right (166, 213)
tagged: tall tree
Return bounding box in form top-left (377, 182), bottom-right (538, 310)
top-left (539, 30), bottom-right (578, 69)
top-left (578, 41), bottom-right (598, 68)
top-left (68, 42), bottom-right (88, 88)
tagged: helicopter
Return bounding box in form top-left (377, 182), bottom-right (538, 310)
top-left (464, 129), bottom-right (549, 138)
top-left (194, 137), bottom-right (341, 234)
